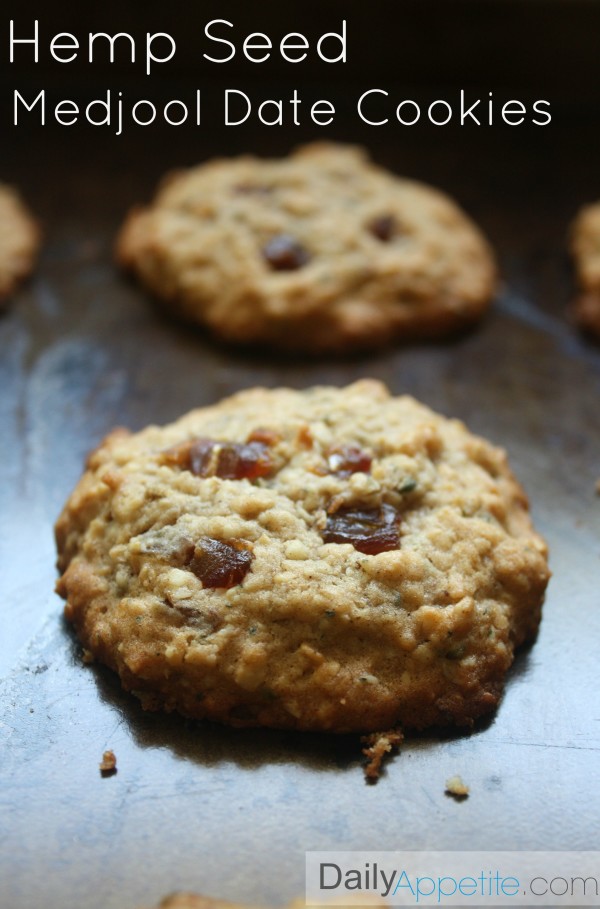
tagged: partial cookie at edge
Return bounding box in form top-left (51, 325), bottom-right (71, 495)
top-left (0, 184), bottom-right (39, 306)
top-left (570, 200), bottom-right (600, 337)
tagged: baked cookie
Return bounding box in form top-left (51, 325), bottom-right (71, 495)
top-left (0, 184), bottom-right (39, 306)
top-left (117, 143), bottom-right (496, 353)
top-left (142, 896), bottom-right (364, 909)
top-left (56, 380), bottom-right (549, 734)
top-left (142, 897), bottom-right (264, 909)
top-left (570, 201), bottom-right (600, 337)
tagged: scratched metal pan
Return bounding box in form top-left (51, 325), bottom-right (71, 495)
top-left (2, 118), bottom-right (600, 909)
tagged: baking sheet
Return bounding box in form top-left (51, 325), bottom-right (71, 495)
top-left (2, 86), bottom-right (600, 909)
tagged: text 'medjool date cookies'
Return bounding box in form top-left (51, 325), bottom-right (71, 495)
top-left (570, 201), bottom-right (600, 337)
top-left (116, 143), bottom-right (496, 353)
top-left (55, 380), bottom-right (549, 733)
top-left (0, 184), bottom-right (39, 307)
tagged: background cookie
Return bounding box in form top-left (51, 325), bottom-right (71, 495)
top-left (117, 143), bottom-right (496, 353)
top-left (0, 184), bottom-right (39, 307)
top-left (56, 380), bottom-right (549, 734)
top-left (570, 201), bottom-right (600, 337)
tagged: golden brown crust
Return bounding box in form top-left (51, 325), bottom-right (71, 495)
top-left (116, 143), bottom-right (496, 353)
top-left (570, 201), bottom-right (600, 337)
top-left (0, 183), bottom-right (39, 304)
top-left (56, 380), bottom-right (549, 734)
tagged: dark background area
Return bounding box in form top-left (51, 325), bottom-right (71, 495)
top-left (4, 0), bottom-right (600, 92)
top-left (2, 0), bottom-right (600, 250)
top-left (2, 3), bottom-right (600, 909)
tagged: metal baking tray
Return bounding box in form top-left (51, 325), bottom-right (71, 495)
top-left (2, 114), bottom-right (600, 909)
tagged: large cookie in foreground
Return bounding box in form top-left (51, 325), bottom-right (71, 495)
top-left (116, 143), bottom-right (496, 353)
top-left (0, 184), bottom-right (39, 306)
top-left (56, 380), bottom-right (549, 733)
top-left (570, 201), bottom-right (600, 337)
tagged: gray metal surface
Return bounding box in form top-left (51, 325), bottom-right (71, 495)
top-left (1, 121), bottom-right (600, 909)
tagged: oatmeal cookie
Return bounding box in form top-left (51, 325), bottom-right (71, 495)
top-left (56, 380), bottom-right (549, 733)
top-left (117, 143), bottom-right (496, 353)
top-left (143, 897), bottom-right (262, 909)
top-left (0, 184), bottom-right (39, 306)
top-left (570, 201), bottom-right (600, 337)
top-left (143, 896), bottom-right (374, 909)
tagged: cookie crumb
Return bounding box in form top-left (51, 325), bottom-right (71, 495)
top-left (361, 727), bottom-right (403, 782)
top-left (99, 749), bottom-right (117, 776)
top-left (81, 648), bottom-right (94, 664)
top-left (445, 775), bottom-right (469, 799)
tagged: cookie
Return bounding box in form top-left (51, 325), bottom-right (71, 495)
top-left (55, 380), bottom-right (549, 734)
top-left (116, 143), bottom-right (496, 353)
top-left (0, 184), bottom-right (39, 306)
top-left (143, 895), bottom-right (371, 909)
top-left (143, 897), bottom-right (263, 909)
top-left (570, 201), bottom-right (600, 337)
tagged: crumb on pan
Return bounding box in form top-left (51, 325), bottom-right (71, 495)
top-left (99, 749), bottom-right (117, 776)
top-left (81, 648), bottom-right (94, 664)
top-left (361, 727), bottom-right (403, 782)
top-left (445, 774), bottom-right (469, 799)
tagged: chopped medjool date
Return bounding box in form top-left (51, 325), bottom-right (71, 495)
top-left (161, 439), bottom-right (200, 469)
top-left (189, 538), bottom-right (254, 589)
top-left (188, 438), bottom-right (216, 475)
top-left (214, 441), bottom-right (273, 479)
top-left (326, 444), bottom-right (372, 477)
top-left (322, 504), bottom-right (400, 554)
top-left (247, 427), bottom-right (280, 446)
top-left (161, 438), bottom-right (213, 473)
top-left (262, 234), bottom-right (310, 270)
top-left (297, 425), bottom-right (313, 448)
top-left (369, 214), bottom-right (396, 242)
top-left (163, 438), bottom-right (273, 480)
